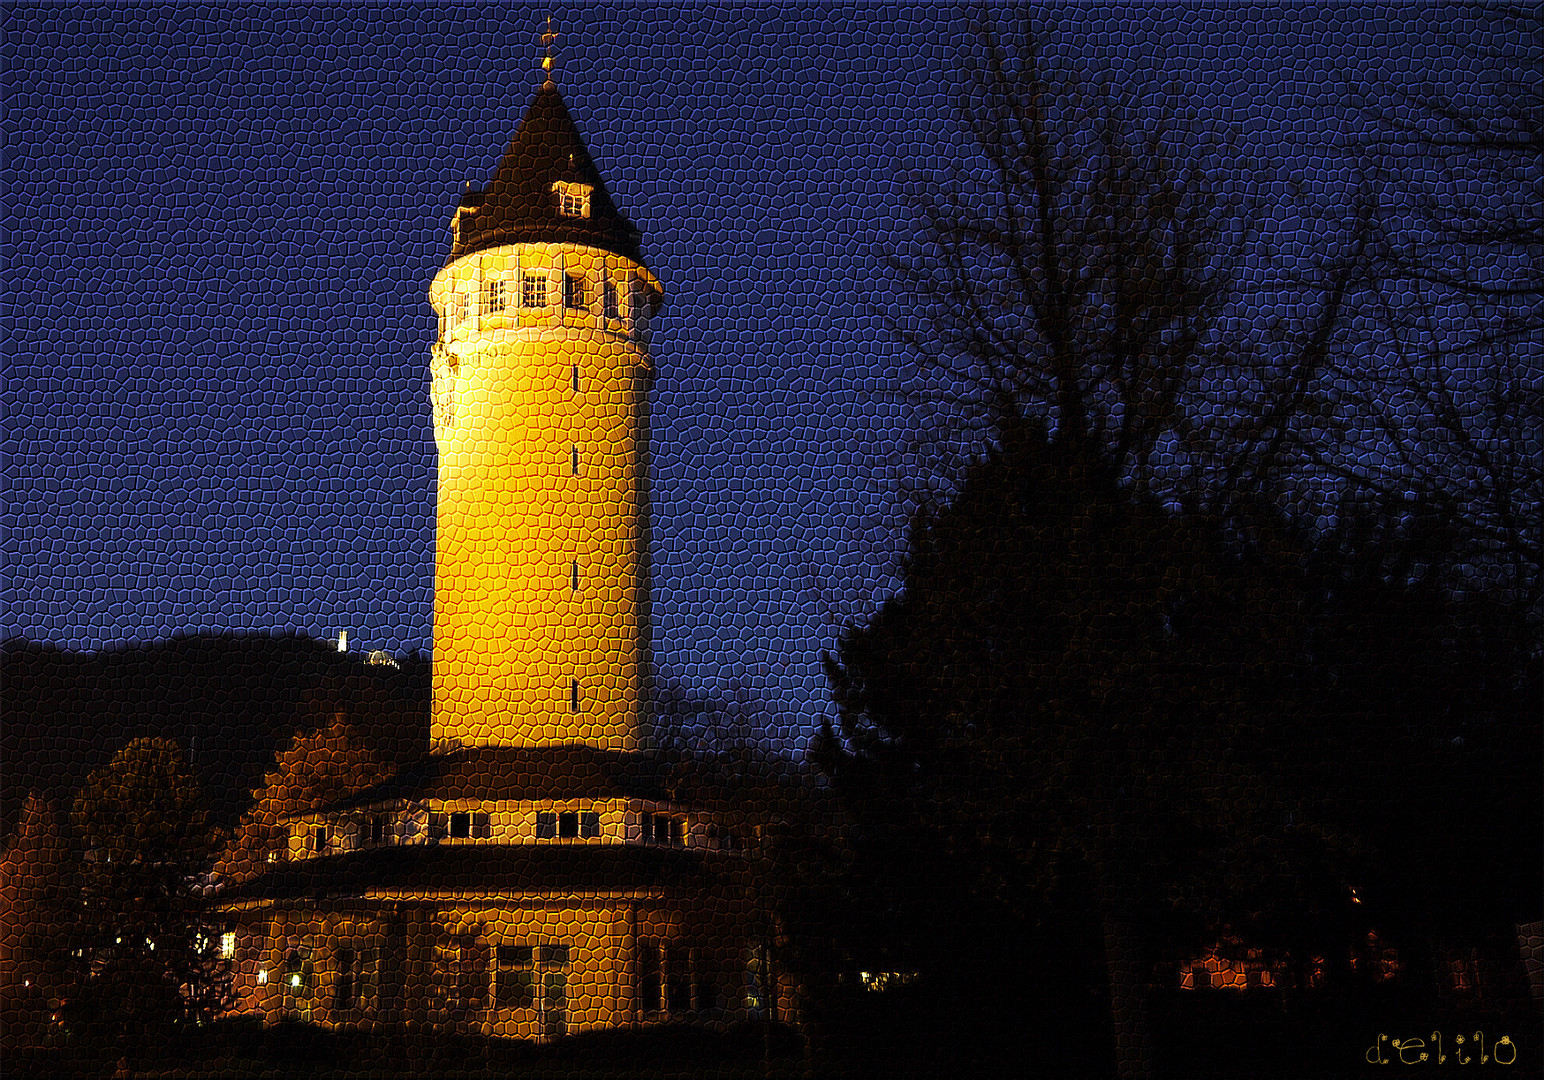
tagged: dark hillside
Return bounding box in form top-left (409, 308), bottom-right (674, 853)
top-left (1, 634), bottom-right (429, 836)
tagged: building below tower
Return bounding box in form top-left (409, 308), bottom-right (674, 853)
top-left (214, 745), bottom-right (785, 1038)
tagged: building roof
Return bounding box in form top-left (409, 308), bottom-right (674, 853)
top-left (319, 744), bottom-right (672, 813)
top-left (214, 842), bottom-right (744, 906)
top-left (448, 83), bottom-right (643, 265)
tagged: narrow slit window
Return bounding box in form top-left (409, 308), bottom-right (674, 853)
top-left (571, 559), bottom-right (579, 592)
top-left (571, 365), bottom-right (579, 392)
top-left (570, 679), bottom-right (580, 713)
top-left (558, 811), bottom-right (579, 839)
top-left (571, 445), bottom-right (579, 475)
top-left (602, 279), bottom-right (619, 321)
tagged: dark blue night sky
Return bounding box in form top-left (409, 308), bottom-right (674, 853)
top-left (2, 2), bottom-right (1506, 746)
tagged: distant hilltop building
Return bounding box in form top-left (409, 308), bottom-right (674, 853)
top-left (216, 60), bottom-right (783, 1040)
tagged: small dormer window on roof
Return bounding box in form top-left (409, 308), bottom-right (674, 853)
top-left (553, 180), bottom-right (592, 219)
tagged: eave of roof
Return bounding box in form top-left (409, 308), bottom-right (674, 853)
top-left (212, 842), bottom-right (745, 906)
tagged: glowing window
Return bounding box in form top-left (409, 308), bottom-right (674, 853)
top-left (483, 279), bottom-right (506, 315)
top-left (522, 274), bottom-right (546, 308)
top-left (553, 181), bottom-right (592, 218)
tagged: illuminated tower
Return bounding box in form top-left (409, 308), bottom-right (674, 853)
top-left (428, 77), bottom-right (660, 752)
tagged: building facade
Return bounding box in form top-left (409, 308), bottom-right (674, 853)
top-left (215, 76), bottom-right (780, 1040)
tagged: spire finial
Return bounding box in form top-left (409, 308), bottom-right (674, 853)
top-left (541, 16), bottom-right (558, 86)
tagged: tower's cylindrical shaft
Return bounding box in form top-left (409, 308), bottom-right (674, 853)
top-left (429, 243), bottom-right (657, 750)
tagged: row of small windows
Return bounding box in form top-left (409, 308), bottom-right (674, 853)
top-left (454, 273), bottom-right (621, 326)
top-left (299, 809), bottom-right (690, 851)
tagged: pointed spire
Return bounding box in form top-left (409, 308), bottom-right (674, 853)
top-left (448, 84), bottom-right (643, 265)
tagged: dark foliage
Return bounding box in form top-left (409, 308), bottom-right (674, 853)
top-left (63, 738), bottom-right (231, 1060)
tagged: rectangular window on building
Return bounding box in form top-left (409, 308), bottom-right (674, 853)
top-left (571, 445), bottom-right (579, 475)
top-left (667, 949), bottom-right (693, 1014)
top-left (571, 364), bottom-right (580, 392)
top-left (427, 812), bottom-right (448, 840)
top-left (472, 812), bottom-right (491, 839)
top-left (571, 679), bottom-right (580, 713)
top-left (641, 942), bottom-right (663, 1012)
top-left (496, 945), bottom-right (535, 1008)
top-left (603, 279), bottom-right (619, 321)
top-left (359, 947), bottom-right (379, 1011)
top-left (449, 811), bottom-right (472, 839)
top-left (563, 272), bottom-right (586, 309)
top-left (336, 947), bottom-right (357, 1010)
top-left (522, 273), bottom-right (546, 308)
top-left (580, 811), bottom-right (600, 838)
top-left (535, 811), bottom-right (557, 839)
top-left (446, 934), bottom-right (486, 1012)
top-left (459, 293), bottom-right (471, 324)
top-left (558, 811), bottom-right (579, 839)
top-left (484, 279), bottom-right (506, 315)
top-left (571, 559), bottom-right (579, 592)
top-left (309, 825), bottom-right (327, 853)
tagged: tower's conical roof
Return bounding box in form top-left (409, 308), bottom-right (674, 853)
top-left (448, 83), bottom-right (643, 264)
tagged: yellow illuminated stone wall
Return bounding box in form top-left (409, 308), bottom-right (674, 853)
top-left (428, 243), bottom-right (659, 750)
